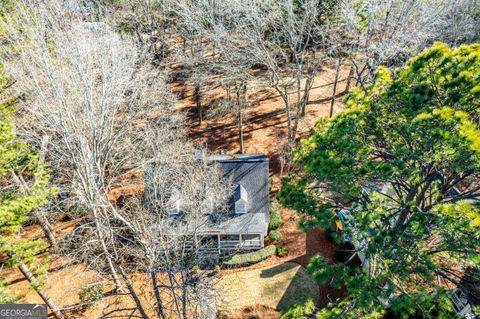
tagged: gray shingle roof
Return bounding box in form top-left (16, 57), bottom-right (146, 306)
top-left (208, 154), bottom-right (270, 235)
top-left (144, 154), bottom-right (270, 236)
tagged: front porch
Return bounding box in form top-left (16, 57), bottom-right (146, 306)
top-left (187, 233), bottom-right (264, 253)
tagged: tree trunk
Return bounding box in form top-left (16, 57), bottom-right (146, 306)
top-left (275, 85), bottom-right (295, 149)
top-left (237, 104), bottom-right (244, 154)
top-left (34, 210), bottom-right (57, 248)
top-left (117, 265), bottom-right (149, 319)
top-left (394, 207), bottom-right (411, 230)
top-left (180, 271), bottom-right (187, 319)
top-left (344, 64), bottom-right (355, 93)
top-left (36, 136), bottom-right (57, 247)
top-left (329, 58), bottom-right (342, 118)
top-left (168, 272), bottom-right (183, 318)
top-left (226, 83), bottom-right (231, 104)
top-left (301, 73), bottom-right (315, 117)
top-left (195, 82), bottom-right (202, 124)
top-left (234, 81), bottom-right (244, 154)
top-left (159, 19), bottom-right (167, 61)
top-left (17, 261), bottom-right (65, 319)
top-left (295, 65), bottom-right (302, 118)
top-left (291, 68), bottom-right (308, 145)
top-left (10, 172), bottom-right (57, 247)
top-left (241, 80), bottom-right (247, 101)
top-left (394, 188), bottom-right (417, 229)
top-left (151, 271), bottom-right (166, 319)
top-left (291, 101), bottom-right (304, 147)
top-left (284, 92), bottom-right (293, 145)
top-left (351, 60), bottom-right (368, 91)
top-left (235, 81), bottom-right (247, 154)
top-left (91, 207), bottom-right (122, 291)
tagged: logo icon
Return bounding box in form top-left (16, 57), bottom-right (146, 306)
top-left (0, 304), bottom-right (48, 319)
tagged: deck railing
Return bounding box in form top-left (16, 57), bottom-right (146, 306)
top-left (184, 238), bottom-right (263, 251)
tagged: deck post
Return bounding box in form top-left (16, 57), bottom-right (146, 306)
top-left (217, 234), bottom-right (221, 254)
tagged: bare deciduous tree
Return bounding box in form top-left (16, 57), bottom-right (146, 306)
top-left (98, 0), bottom-right (174, 62)
top-left (2, 2), bottom-right (233, 317)
top-left (433, 0), bottom-right (480, 45)
top-left (2, 0), bottom-right (174, 292)
top-left (175, 0), bottom-right (331, 152)
top-left (61, 145), bottom-right (231, 318)
top-left (331, 0), bottom-right (480, 88)
top-left (174, 0), bottom-right (251, 152)
top-left (237, 0), bottom-right (328, 147)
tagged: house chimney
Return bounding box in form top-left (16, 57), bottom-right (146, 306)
top-left (195, 149), bottom-right (205, 161)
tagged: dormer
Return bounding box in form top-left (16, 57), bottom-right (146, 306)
top-left (167, 188), bottom-right (181, 216)
top-left (201, 197), bottom-right (214, 215)
top-left (234, 184), bottom-right (248, 214)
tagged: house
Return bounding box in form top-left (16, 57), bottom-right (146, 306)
top-left (144, 153), bottom-right (270, 253)
top-left (202, 153), bottom-right (270, 251)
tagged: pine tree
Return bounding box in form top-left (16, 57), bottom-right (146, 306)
top-left (279, 43), bottom-right (480, 318)
top-left (0, 68), bottom-right (64, 318)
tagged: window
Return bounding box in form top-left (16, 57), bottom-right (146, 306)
top-left (167, 188), bottom-right (181, 216)
top-left (199, 235), bottom-right (219, 248)
top-left (242, 234), bottom-right (260, 242)
top-left (168, 200), bottom-right (180, 216)
top-left (220, 234), bottom-right (240, 241)
top-left (235, 201), bottom-right (246, 214)
top-left (234, 185), bottom-right (248, 214)
top-left (201, 197), bottom-right (214, 214)
top-left (241, 234), bottom-right (261, 247)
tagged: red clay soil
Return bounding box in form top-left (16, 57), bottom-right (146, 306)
top-left (2, 252), bottom-right (201, 319)
top-left (174, 65), bottom-right (349, 181)
top-left (223, 305), bottom-right (279, 319)
top-left (19, 218), bottom-right (80, 242)
top-left (107, 183), bottom-right (144, 202)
